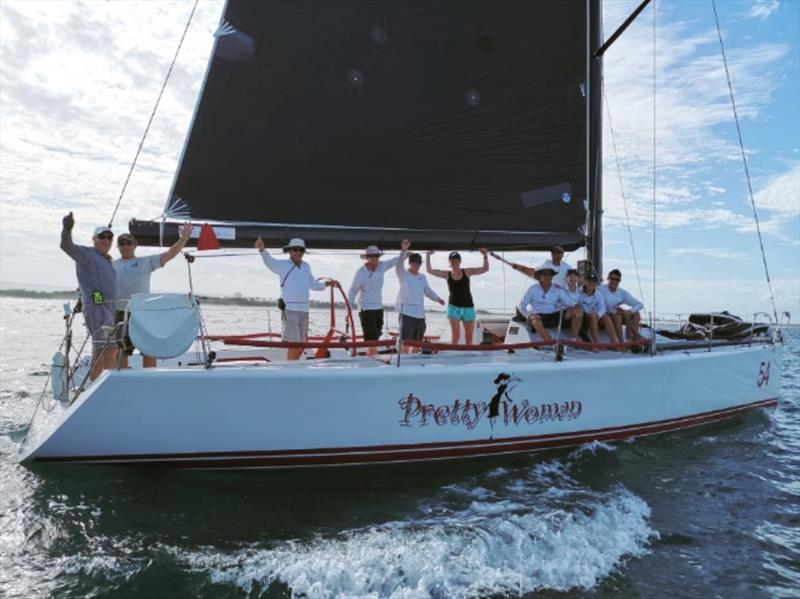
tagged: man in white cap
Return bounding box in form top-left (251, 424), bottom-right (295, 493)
top-left (518, 267), bottom-right (582, 342)
top-left (113, 222), bottom-right (194, 368)
top-left (59, 211), bottom-right (118, 380)
top-left (347, 245), bottom-right (401, 355)
top-left (255, 236), bottom-right (339, 360)
top-left (395, 239), bottom-right (445, 352)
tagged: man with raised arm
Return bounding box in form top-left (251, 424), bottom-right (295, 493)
top-left (600, 269), bottom-right (644, 342)
top-left (59, 211), bottom-right (118, 380)
top-left (113, 222), bottom-right (194, 368)
top-left (395, 239), bottom-right (445, 352)
top-left (518, 267), bottom-right (582, 342)
top-left (347, 245), bottom-right (401, 355)
top-left (255, 236), bottom-right (339, 361)
top-left (537, 244), bottom-right (573, 288)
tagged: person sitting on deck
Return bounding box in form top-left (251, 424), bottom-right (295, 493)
top-left (518, 267), bottom-right (582, 342)
top-left (255, 236), bottom-right (339, 360)
top-left (425, 248), bottom-right (489, 345)
top-left (396, 239), bottom-right (445, 353)
top-left (558, 268), bottom-right (585, 338)
top-left (113, 223), bottom-right (193, 368)
top-left (59, 212), bottom-right (117, 381)
top-left (600, 269), bottom-right (644, 343)
top-left (347, 245), bottom-right (401, 355)
top-left (579, 273), bottom-right (613, 344)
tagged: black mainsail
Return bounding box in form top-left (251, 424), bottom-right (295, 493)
top-left (131, 0), bottom-right (603, 252)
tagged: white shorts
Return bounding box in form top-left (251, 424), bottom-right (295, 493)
top-left (282, 309), bottom-right (309, 342)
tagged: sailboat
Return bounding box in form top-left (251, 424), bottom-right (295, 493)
top-left (20, 0), bottom-right (784, 468)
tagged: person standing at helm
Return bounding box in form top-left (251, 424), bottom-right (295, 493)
top-left (113, 222), bottom-right (194, 368)
top-left (59, 212), bottom-right (117, 381)
top-left (347, 245), bottom-right (401, 355)
top-left (425, 248), bottom-right (489, 345)
top-left (255, 236), bottom-right (339, 360)
top-left (537, 244), bottom-right (573, 288)
top-left (396, 239), bottom-right (445, 352)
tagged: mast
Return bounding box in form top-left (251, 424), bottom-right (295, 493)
top-left (587, 0), bottom-right (604, 276)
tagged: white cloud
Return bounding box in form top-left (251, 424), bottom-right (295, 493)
top-left (753, 162), bottom-right (800, 214)
top-left (748, 0), bottom-right (780, 20)
top-left (667, 246), bottom-right (747, 259)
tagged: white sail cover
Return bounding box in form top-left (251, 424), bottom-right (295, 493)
top-left (128, 294), bottom-right (199, 359)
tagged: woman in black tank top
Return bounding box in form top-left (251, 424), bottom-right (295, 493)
top-left (425, 248), bottom-right (490, 345)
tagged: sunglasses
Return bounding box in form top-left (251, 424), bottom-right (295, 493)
top-left (96, 233), bottom-right (113, 241)
top-left (609, 277), bottom-right (621, 282)
top-left (117, 239), bottom-right (134, 246)
top-left (289, 247), bottom-right (305, 253)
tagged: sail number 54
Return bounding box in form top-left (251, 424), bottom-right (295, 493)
top-left (757, 362), bottom-right (771, 387)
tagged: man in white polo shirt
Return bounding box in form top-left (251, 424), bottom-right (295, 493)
top-left (347, 245), bottom-right (401, 355)
top-left (395, 239), bottom-right (445, 352)
top-left (255, 236), bottom-right (338, 360)
top-left (600, 268), bottom-right (644, 342)
top-left (518, 267), bottom-right (581, 341)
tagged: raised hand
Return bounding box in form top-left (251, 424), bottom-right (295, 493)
top-left (426, 250), bottom-right (433, 256)
top-left (180, 222), bottom-right (194, 241)
top-left (400, 238), bottom-right (411, 251)
top-left (255, 236), bottom-right (265, 252)
top-left (479, 247), bottom-right (488, 256)
top-left (62, 211), bottom-right (75, 230)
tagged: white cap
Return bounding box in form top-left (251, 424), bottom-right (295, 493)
top-left (282, 238), bottom-right (306, 253)
top-left (361, 245), bottom-right (382, 259)
top-left (93, 225), bottom-right (113, 237)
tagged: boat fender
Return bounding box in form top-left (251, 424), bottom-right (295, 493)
top-left (51, 351), bottom-right (68, 402)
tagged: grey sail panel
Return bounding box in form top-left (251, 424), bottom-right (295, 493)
top-left (156, 0), bottom-right (598, 250)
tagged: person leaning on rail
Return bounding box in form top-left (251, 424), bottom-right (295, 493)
top-left (59, 212), bottom-right (118, 381)
top-left (113, 222), bottom-right (194, 368)
top-left (424, 248), bottom-right (489, 345)
top-left (395, 239), bottom-right (445, 353)
top-left (347, 245), bottom-right (401, 356)
top-left (599, 269), bottom-right (644, 344)
top-left (255, 236), bottom-right (339, 361)
top-left (518, 267), bottom-right (582, 342)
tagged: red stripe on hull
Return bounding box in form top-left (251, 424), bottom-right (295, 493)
top-left (32, 398), bottom-right (778, 468)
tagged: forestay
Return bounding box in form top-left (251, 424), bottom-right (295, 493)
top-left (131, 0), bottom-right (603, 251)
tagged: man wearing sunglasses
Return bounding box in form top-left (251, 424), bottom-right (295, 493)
top-left (255, 236), bottom-right (339, 360)
top-left (59, 211), bottom-right (118, 380)
top-left (600, 269), bottom-right (644, 343)
top-left (113, 222), bottom-right (194, 368)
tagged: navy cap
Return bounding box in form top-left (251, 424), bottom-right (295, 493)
top-left (448, 251), bottom-right (461, 260)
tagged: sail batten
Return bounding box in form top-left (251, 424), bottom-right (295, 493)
top-left (146, 0), bottom-right (601, 251)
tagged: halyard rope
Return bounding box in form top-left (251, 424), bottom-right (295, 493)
top-left (108, 0), bottom-right (200, 229)
top-left (711, 0), bottom-right (779, 325)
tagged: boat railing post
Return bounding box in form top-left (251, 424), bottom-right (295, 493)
top-left (708, 313), bottom-right (714, 352)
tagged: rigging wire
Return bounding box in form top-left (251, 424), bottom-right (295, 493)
top-left (107, 0), bottom-right (200, 229)
top-left (651, 0), bottom-right (657, 352)
top-left (711, 0), bottom-right (779, 325)
top-left (604, 89), bottom-right (645, 303)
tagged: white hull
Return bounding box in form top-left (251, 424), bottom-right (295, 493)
top-left (22, 343), bottom-right (782, 469)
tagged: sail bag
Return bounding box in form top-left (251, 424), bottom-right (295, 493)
top-left (127, 294), bottom-right (200, 359)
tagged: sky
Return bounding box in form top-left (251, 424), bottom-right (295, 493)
top-left (0, 0), bottom-right (798, 320)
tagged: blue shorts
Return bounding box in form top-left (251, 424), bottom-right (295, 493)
top-left (447, 305), bottom-right (476, 322)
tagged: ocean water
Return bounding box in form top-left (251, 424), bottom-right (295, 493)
top-left (0, 297), bottom-right (798, 598)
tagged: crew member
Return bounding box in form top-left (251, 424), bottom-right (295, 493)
top-left (113, 222), bottom-right (194, 367)
top-left (347, 245), bottom-right (401, 355)
top-left (425, 248), bottom-right (489, 345)
top-left (395, 239), bottom-right (445, 352)
top-left (255, 237), bottom-right (338, 360)
top-left (537, 244), bottom-right (573, 287)
top-left (600, 269), bottom-right (644, 343)
top-left (579, 273), bottom-right (612, 343)
top-left (59, 212), bottom-right (117, 380)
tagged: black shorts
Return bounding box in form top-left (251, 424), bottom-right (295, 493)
top-left (115, 310), bottom-right (135, 356)
top-left (400, 314), bottom-right (426, 341)
top-left (534, 311), bottom-right (565, 329)
top-left (359, 309), bottom-right (384, 341)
